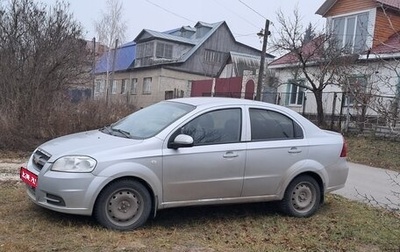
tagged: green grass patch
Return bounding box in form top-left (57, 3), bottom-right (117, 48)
top-left (1, 182), bottom-right (399, 251)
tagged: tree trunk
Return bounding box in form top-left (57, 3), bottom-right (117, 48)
top-left (313, 90), bottom-right (326, 127)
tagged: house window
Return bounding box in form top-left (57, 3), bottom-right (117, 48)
top-left (287, 81), bottom-right (305, 106)
top-left (95, 79), bottom-right (103, 93)
top-left (137, 41), bottom-right (154, 58)
top-left (130, 78), bottom-right (138, 95)
top-left (112, 80), bottom-right (118, 94)
top-left (156, 42), bottom-right (173, 59)
top-left (121, 79), bottom-right (128, 94)
top-left (204, 49), bottom-right (225, 63)
top-left (165, 91), bottom-right (174, 100)
top-left (143, 77), bottom-right (152, 95)
top-left (346, 76), bottom-right (368, 105)
top-left (331, 12), bottom-right (369, 53)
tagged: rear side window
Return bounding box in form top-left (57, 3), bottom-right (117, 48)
top-left (250, 109), bottom-right (303, 141)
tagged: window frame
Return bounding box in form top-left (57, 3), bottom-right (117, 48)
top-left (287, 80), bottom-right (305, 106)
top-left (121, 79), bottom-right (128, 94)
top-left (95, 79), bottom-right (103, 93)
top-left (130, 78), bottom-right (138, 95)
top-left (345, 75), bottom-right (368, 106)
top-left (143, 77), bottom-right (152, 95)
top-left (330, 10), bottom-right (370, 54)
top-left (111, 80), bottom-right (118, 94)
top-left (156, 42), bottom-right (173, 59)
top-left (204, 49), bottom-right (226, 63)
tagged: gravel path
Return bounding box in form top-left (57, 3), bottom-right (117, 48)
top-left (0, 159), bottom-right (25, 181)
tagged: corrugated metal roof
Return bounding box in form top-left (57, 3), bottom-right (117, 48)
top-left (95, 41), bottom-right (136, 74)
top-left (138, 29), bottom-right (197, 45)
top-left (376, 0), bottom-right (400, 9)
top-left (96, 21), bottom-right (247, 73)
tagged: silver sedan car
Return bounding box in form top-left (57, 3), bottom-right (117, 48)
top-left (20, 97), bottom-right (349, 230)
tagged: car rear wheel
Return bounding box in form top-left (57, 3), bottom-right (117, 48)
top-left (94, 179), bottom-right (151, 230)
top-left (280, 175), bottom-right (321, 217)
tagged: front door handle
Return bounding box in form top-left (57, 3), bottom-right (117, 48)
top-left (223, 151), bottom-right (238, 158)
top-left (288, 147), bottom-right (302, 154)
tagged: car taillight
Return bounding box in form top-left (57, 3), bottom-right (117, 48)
top-left (340, 138), bottom-right (347, 157)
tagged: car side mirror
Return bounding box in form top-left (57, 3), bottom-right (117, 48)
top-left (169, 134), bottom-right (194, 149)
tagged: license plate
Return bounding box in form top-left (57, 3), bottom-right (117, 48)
top-left (20, 167), bottom-right (38, 188)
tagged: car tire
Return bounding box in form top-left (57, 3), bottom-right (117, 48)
top-left (280, 175), bottom-right (321, 217)
top-left (94, 179), bottom-right (151, 230)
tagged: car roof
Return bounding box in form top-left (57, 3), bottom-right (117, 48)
top-left (169, 97), bottom-right (269, 107)
top-left (168, 97), bottom-right (294, 113)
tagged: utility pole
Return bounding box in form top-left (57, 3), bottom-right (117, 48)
top-left (107, 39), bottom-right (118, 106)
top-left (256, 19), bottom-right (270, 101)
top-left (92, 37), bottom-right (96, 100)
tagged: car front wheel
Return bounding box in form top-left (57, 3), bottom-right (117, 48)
top-left (280, 175), bottom-right (321, 217)
top-left (94, 179), bottom-right (151, 230)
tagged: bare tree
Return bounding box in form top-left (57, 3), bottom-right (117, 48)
top-left (272, 8), bottom-right (353, 126)
top-left (0, 0), bottom-right (90, 149)
top-left (94, 0), bottom-right (127, 49)
top-left (93, 0), bottom-right (127, 104)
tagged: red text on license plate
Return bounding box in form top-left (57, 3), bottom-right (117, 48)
top-left (20, 167), bottom-right (38, 188)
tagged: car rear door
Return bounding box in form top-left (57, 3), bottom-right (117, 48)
top-left (162, 108), bottom-right (246, 203)
top-left (242, 108), bottom-right (309, 197)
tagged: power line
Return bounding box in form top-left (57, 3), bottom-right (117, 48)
top-left (238, 0), bottom-right (267, 20)
top-left (211, 0), bottom-right (260, 29)
top-left (143, 0), bottom-right (195, 23)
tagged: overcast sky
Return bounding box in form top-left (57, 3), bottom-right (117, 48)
top-left (41, 0), bottom-right (327, 52)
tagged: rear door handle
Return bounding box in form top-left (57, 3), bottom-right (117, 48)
top-left (223, 151), bottom-right (238, 158)
top-left (288, 147), bottom-right (302, 154)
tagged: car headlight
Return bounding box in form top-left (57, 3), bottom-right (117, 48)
top-left (51, 156), bottom-right (97, 173)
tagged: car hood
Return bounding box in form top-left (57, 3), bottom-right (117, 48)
top-left (39, 130), bottom-right (144, 162)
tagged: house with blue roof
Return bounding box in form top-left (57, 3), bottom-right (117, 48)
top-left (94, 21), bottom-right (273, 108)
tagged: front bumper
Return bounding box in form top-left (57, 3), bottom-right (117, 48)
top-left (24, 160), bottom-right (107, 216)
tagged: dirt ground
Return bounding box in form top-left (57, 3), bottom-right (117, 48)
top-left (0, 158), bottom-right (26, 182)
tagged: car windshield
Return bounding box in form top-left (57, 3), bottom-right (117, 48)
top-left (107, 101), bottom-right (195, 139)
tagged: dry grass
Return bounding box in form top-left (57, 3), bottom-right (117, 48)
top-left (0, 182), bottom-right (399, 252)
top-left (346, 136), bottom-right (400, 172)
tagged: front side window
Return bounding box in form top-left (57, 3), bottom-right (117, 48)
top-left (181, 108), bottom-right (241, 145)
top-left (143, 77), bottom-right (152, 94)
top-left (250, 109), bottom-right (303, 141)
top-left (332, 12), bottom-right (369, 53)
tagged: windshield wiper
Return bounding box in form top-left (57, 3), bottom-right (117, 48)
top-left (110, 127), bottom-right (132, 138)
top-left (100, 125), bottom-right (113, 134)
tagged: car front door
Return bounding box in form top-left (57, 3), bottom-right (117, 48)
top-left (162, 108), bottom-right (246, 203)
